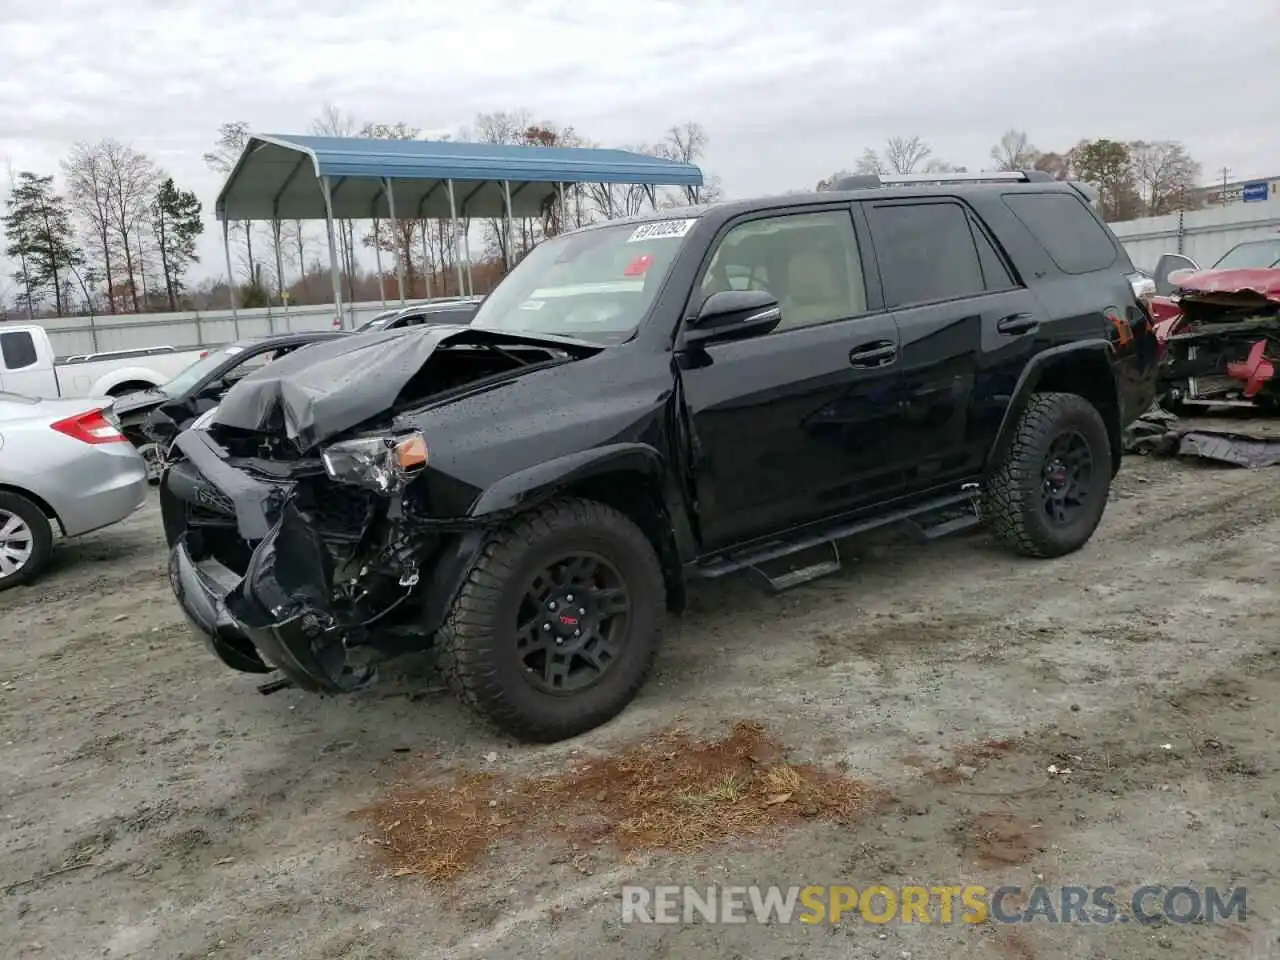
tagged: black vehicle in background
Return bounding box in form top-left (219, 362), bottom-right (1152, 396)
top-left (162, 171), bottom-right (1159, 742)
top-left (115, 331), bottom-right (346, 480)
top-left (355, 296), bottom-right (484, 332)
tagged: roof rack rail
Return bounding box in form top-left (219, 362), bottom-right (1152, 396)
top-left (833, 170), bottom-right (1054, 190)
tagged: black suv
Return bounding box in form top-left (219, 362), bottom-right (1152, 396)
top-left (162, 171), bottom-right (1159, 742)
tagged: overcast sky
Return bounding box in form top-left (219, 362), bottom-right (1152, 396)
top-left (2, 0), bottom-right (1278, 292)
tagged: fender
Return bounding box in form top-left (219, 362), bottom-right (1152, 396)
top-left (985, 339), bottom-right (1120, 474)
top-left (415, 443), bottom-right (694, 638)
top-left (471, 442), bottom-right (672, 518)
top-left (91, 365), bottom-right (167, 396)
top-left (470, 440), bottom-right (698, 561)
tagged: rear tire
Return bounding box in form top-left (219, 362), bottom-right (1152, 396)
top-left (435, 498), bottom-right (665, 742)
top-left (985, 391), bottom-right (1112, 558)
top-left (0, 492), bottom-right (54, 592)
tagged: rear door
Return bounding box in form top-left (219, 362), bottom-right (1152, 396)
top-left (678, 204), bottom-right (905, 551)
top-left (861, 198), bottom-right (1049, 486)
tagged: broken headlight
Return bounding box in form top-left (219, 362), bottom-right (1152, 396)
top-left (320, 432), bottom-right (428, 494)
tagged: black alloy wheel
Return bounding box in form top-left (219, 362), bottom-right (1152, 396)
top-left (1039, 430), bottom-right (1095, 528)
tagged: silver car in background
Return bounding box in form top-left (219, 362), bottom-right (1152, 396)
top-left (0, 391), bottom-right (149, 591)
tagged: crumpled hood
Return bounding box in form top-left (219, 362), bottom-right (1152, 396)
top-left (1175, 268), bottom-right (1280, 302)
top-left (212, 323), bottom-right (603, 450)
top-left (110, 388), bottom-right (167, 419)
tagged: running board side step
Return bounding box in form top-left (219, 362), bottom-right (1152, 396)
top-left (748, 542), bottom-right (843, 594)
top-left (688, 483), bottom-right (983, 588)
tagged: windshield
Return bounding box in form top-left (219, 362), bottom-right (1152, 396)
top-left (469, 218), bottom-right (696, 344)
top-left (358, 311), bottom-right (402, 331)
top-left (162, 346), bottom-right (243, 396)
top-left (1212, 239), bottom-right (1280, 271)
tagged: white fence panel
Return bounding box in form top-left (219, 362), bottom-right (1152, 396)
top-left (22, 301), bottom-right (398, 359)
top-left (1109, 199), bottom-right (1280, 271)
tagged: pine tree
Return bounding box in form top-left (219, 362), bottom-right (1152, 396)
top-left (150, 177), bottom-right (205, 310)
top-left (2, 172), bottom-right (83, 316)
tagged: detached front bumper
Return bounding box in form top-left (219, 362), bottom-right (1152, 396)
top-left (165, 430), bottom-right (376, 694)
top-left (168, 533), bottom-right (375, 693)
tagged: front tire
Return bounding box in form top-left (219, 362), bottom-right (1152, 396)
top-left (985, 391), bottom-right (1113, 558)
top-left (0, 492), bottom-right (54, 592)
top-left (436, 498), bottom-right (666, 742)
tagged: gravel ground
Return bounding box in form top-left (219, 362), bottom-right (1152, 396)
top-left (3, 455), bottom-right (1280, 960)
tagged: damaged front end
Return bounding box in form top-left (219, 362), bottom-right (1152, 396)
top-left (163, 324), bottom-right (601, 694)
top-left (165, 427), bottom-right (435, 693)
top-left (1158, 268), bottom-right (1280, 410)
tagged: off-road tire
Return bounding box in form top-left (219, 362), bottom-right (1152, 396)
top-left (435, 497), bottom-right (666, 742)
top-left (984, 391), bottom-right (1112, 558)
top-left (0, 491), bottom-right (54, 592)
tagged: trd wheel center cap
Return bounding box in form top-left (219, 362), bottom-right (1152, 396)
top-left (545, 593), bottom-right (587, 642)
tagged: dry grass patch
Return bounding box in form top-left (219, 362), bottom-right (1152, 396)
top-left (356, 720), bottom-right (881, 884)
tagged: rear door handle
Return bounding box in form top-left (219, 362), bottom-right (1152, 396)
top-left (849, 340), bottom-right (897, 367)
top-left (996, 312), bottom-right (1039, 335)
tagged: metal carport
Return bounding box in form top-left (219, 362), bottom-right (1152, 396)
top-left (213, 134), bottom-right (705, 327)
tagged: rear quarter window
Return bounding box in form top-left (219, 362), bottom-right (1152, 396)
top-left (1002, 192), bottom-right (1118, 275)
top-left (1, 331), bottom-right (38, 370)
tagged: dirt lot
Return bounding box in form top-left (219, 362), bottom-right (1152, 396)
top-left (4, 456), bottom-right (1280, 959)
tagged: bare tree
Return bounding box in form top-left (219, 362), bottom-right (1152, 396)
top-left (653, 121), bottom-right (724, 206)
top-left (884, 136), bottom-right (933, 174)
top-left (358, 120), bottom-right (428, 294)
top-left (990, 129), bottom-right (1040, 171)
top-left (203, 121), bottom-right (257, 286)
top-left (473, 110), bottom-right (532, 266)
top-left (101, 140), bottom-right (158, 312)
top-left (62, 142), bottom-right (118, 313)
top-left (1128, 140), bottom-right (1201, 216)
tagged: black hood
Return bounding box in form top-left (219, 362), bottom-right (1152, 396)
top-left (111, 388), bottom-right (167, 419)
top-left (211, 324), bottom-right (603, 451)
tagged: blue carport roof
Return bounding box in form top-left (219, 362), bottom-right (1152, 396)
top-left (215, 134), bottom-right (704, 222)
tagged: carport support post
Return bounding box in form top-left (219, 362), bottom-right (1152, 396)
top-left (384, 177), bottom-right (406, 305)
top-left (373, 215), bottom-right (386, 305)
top-left (446, 179), bottom-right (465, 298)
top-left (321, 175), bottom-right (345, 329)
top-left (221, 217), bottom-right (240, 338)
top-left (502, 180), bottom-right (514, 271)
top-left (418, 220), bottom-right (433, 298)
top-left (461, 220), bottom-right (475, 296)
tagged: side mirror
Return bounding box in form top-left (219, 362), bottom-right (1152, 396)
top-left (682, 290), bottom-right (782, 347)
top-left (1152, 253), bottom-right (1200, 297)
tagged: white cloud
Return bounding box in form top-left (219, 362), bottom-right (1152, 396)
top-left (1, 0), bottom-right (1277, 291)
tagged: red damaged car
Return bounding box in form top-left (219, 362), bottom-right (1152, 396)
top-left (1148, 238), bottom-right (1280, 410)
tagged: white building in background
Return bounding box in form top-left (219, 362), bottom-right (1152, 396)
top-left (1188, 175), bottom-right (1280, 207)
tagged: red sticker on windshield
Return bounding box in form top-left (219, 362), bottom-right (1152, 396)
top-left (624, 254), bottom-right (654, 277)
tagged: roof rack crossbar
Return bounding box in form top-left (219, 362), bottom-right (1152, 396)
top-left (833, 169), bottom-right (1056, 191)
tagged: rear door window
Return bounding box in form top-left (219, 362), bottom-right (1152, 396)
top-left (1002, 192), bottom-right (1118, 274)
top-left (0, 331), bottom-right (38, 370)
top-left (865, 201), bottom-right (987, 308)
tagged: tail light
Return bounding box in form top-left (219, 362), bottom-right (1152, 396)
top-left (51, 408), bottom-right (128, 444)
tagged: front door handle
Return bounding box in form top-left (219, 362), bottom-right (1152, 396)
top-left (996, 312), bottom-right (1039, 335)
top-left (849, 340), bottom-right (897, 367)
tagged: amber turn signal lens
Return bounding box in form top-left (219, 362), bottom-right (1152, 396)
top-left (393, 434), bottom-right (428, 470)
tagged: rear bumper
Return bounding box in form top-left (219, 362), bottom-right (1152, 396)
top-left (54, 443), bottom-right (149, 537)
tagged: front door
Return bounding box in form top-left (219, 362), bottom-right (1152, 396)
top-left (677, 205), bottom-right (905, 552)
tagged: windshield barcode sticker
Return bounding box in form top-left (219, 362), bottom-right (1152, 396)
top-left (627, 219), bottom-right (696, 243)
top-left (519, 299), bottom-right (546, 310)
